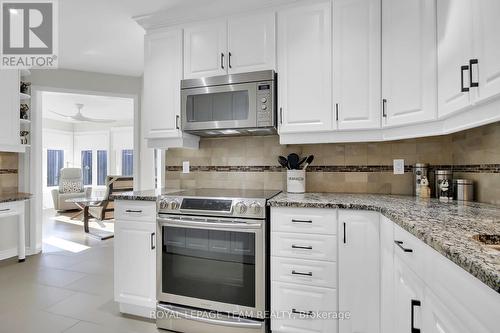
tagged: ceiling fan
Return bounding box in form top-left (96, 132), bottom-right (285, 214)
top-left (50, 103), bottom-right (115, 123)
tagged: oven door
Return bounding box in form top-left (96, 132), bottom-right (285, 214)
top-left (157, 215), bottom-right (265, 317)
top-left (181, 82), bottom-right (257, 132)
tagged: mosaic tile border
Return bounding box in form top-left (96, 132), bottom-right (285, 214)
top-left (0, 169), bottom-right (18, 175)
top-left (166, 164), bottom-right (500, 173)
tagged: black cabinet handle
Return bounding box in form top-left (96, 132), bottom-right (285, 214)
top-left (335, 103), bottom-right (339, 121)
top-left (411, 299), bottom-right (421, 333)
top-left (221, 53), bottom-right (225, 69)
top-left (291, 219), bottom-right (312, 224)
top-left (292, 309), bottom-right (313, 317)
top-left (175, 115), bottom-right (180, 129)
top-left (469, 59), bottom-right (479, 87)
top-left (343, 222), bottom-right (346, 244)
top-left (0, 208), bottom-right (10, 212)
top-left (151, 232), bottom-right (155, 250)
top-left (394, 240), bottom-right (413, 253)
top-left (292, 245), bottom-right (312, 250)
top-left (292, 270), bottom-right (313, 277)
top-left (382, 99), bottom-right (387, 117)
top-left (125, 209), bottom-right (142, 213)
top-left (279, 107), bottom-right (283, 125)
top-left (228, 52), bottom-right (232, 68)
top-left (461, 65), bottom-right (470, 92)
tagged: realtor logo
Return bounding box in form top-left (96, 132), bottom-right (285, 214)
top-left (1, 0), bottom-right (58, 68)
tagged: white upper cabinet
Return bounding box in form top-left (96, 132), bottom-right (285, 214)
top-left (382, 0), bottom-right (437, 127)
top-left (437, 0), bottom-right (474, 118)
top-left (277, 1), bottom-right (332, 133)
top-left (144, 30), bottom-right (183, 138)
top-left (472, 0), bottom-right (500, 104)
top-left (338, 210), bottom-right (380, 333)
top-left (334, 0), bottom-right (381, 130)
top-left (227, 12), bottom-right (276, 74)
top-left (0, 70), bottom-right (20, 148)
top-left (184, 20), bottom-right (227, 79)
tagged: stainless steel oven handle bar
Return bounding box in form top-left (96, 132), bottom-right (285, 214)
top-left (158, 304), bottom-right (265, 329)
top-left (157, 216), bottom-right (263, 230)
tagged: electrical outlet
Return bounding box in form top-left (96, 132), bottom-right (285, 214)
top-left (393, 159), bottom-right (405, 175)
top-left (182, 161), bottom-right (190, 173)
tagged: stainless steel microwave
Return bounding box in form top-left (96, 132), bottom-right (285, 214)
top-left (180, 70), bottom-right (276, 137)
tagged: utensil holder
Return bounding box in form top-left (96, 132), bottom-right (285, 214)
top-left (287, 170), bottom-right (306, 193)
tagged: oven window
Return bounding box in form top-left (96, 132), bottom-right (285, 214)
top-left (186, 90), bottom-right (249, 123)
top-left (162, 226), bottom-right (256, 307)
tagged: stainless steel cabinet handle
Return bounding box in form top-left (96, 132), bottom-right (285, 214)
top-left (228, 52), bottom-right (232, 68)
top-left (292, 270), bottom-right (313, 277)
top-left (151, 232), bottom-right (155, 250)
top-left (175, 115), bottom-right (180, 129)
top-left (221, 53), bottom-right (225, 69)
top-left (461, 65), bottom-right (470, 92)
top-left (125, 209), bottom-right (142, 213)
top-left (411, 299), bottom-right (421, 333)
top-left (469, 59), bottom-right (479, 88)
top-left (382, 99), bottom-right (387, 118)
top-left (292, 309), bottom-right (314, 317)
top-left (291, 219), bottom-right (312, 223)
top-left (291, 245), bottom-right (312, 250)
top-left (394, 240), bottom-right (413, 253)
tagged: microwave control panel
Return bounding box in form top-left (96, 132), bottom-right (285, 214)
top-left (256, 81), bottom-right (274, 127)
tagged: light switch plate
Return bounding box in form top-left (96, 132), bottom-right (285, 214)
top-left (393, 159), bottom-right (405, 175)
top-left (182, 161), bottom-right (190, 173)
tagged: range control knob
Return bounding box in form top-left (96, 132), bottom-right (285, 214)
top-left (249, 202), bottom-right (262, 215)
top-left (169, 200), bottom-right (180, 210)
top-left (261, 105), bottom-right (267, 110)
top-left (234, 201), bottom-right (247, 214)
top-left (159, 200), bottom-right (168, 209)
top-left (260, 97), bottom-right (267, 103)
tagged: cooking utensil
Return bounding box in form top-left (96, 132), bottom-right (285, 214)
top-left (297, 156), bottom-right (307, 168)
top-left (302, 155), bottom-right (314, 170)
top-left (278, 156), bottom-right (289, 169)
top-left (287, 153), bottom-right (300, 170)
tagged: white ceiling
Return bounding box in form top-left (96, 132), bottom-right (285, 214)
top-left (42, 91), bottom-right (134, 123)
top-left (58, 0), bottom-right (290, 76)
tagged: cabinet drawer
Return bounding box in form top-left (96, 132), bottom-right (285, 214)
top-left (271, 281), bottom-right (338, 333)
top-left (272, 232), bottom-right (337, 261)
top-left (272, 207), bottom-right (337, 235)
top-left (393, 224), bottom-right (426, 278)
top-left (272, 257), bottom-right (337, 289)
top-left (115, 201), bottom-right (156, 222)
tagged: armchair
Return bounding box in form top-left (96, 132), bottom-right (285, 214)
top-left (51, 168), bottom-right (92, 211)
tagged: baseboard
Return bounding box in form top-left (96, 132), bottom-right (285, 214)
top-left (0, 248), bottom-right (19, 261)
top-left (119, 303), bottom-right (155, 319)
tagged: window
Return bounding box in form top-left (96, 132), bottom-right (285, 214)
top-left (97, 150), bottom-right (108, 185)
top-left (81, 150), bottom-right (92, 185)
top-left (122, 149), bottom-right (133, 176)
top-left (47, 150), bottom-right (64, 187)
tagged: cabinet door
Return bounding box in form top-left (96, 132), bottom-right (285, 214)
top-left (277, 1), bottom-right (332, 133)
top-left (394, 257), bottom-right (424, 333)
top-left (0, 70), bottom-right (20, 147)
top-left (184, 20), bottom-right (227, 79)
top-left (227, 12), bottom-right (275, 74)
top-left (380, 216), bottom-right (394, 333)
top-left (334, 0), bottom-right (381, 130)
top-left (114, 220), bottom-right (156, 309)
top-left (144, 30), bottom-right (182, 139)
top-left (338, 211), bottom-right (380, 333)
top-left (382, 0), bottom-right (437, 126)
top-left (437, 0), bottom-right (474, 118)
top-left (472, 0), bottom-right (500, 103)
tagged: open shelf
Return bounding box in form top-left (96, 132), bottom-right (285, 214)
top-left (20, 119), bottom-right (31, 124)
top-left (20, 92), bottom-right (31, 100)
top-left (20, 69), bottom-right (31, 77)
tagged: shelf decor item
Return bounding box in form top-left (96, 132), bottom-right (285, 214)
top-left (20, 81), bottom-right (31, 94)
top-left (20, 104), bottom-right (29, 120)
top-left (20, 130), bottom-right (29, 144)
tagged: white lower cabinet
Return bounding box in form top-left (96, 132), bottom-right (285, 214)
top-left (114, 200), bottom-right (157, 318)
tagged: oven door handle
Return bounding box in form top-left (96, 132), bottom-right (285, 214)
top-left (158, 304), bottom-right (264, 329)
top-left (158, 217), bottom-right (262, 230)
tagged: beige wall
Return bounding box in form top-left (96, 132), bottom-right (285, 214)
top-left (165, 122), bottom-right (500, 205)
top-left (0, 152), bottom-right (18, 194)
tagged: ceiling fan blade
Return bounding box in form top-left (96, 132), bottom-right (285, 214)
top-left (78, 114), bottom-right (116, 123)
top-left (50, 110), bottom-right (75, 118)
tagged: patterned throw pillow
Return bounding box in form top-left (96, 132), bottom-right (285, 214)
top-left (60, 180), bottom-right (83, 193)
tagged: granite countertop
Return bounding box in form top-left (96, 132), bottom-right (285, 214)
top-left (0, 192), bottom-right (32, 203)
top-left (110, 188), bottom-right (181, 201)
top-left (268, 192), bottom-right (500, 293)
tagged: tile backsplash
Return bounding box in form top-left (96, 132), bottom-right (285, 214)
top-left (0, 152), bottom-right (18, 193)
top-left (165, 121), bottom-right (500, 205)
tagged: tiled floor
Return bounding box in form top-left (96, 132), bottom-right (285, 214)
top-left (0, 209), bottom-right (160, 333)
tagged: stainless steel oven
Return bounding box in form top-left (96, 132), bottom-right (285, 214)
top-left (180, 70), bottom-right (276, 137)
top-left (156, 189), bottom-right (280, 333)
